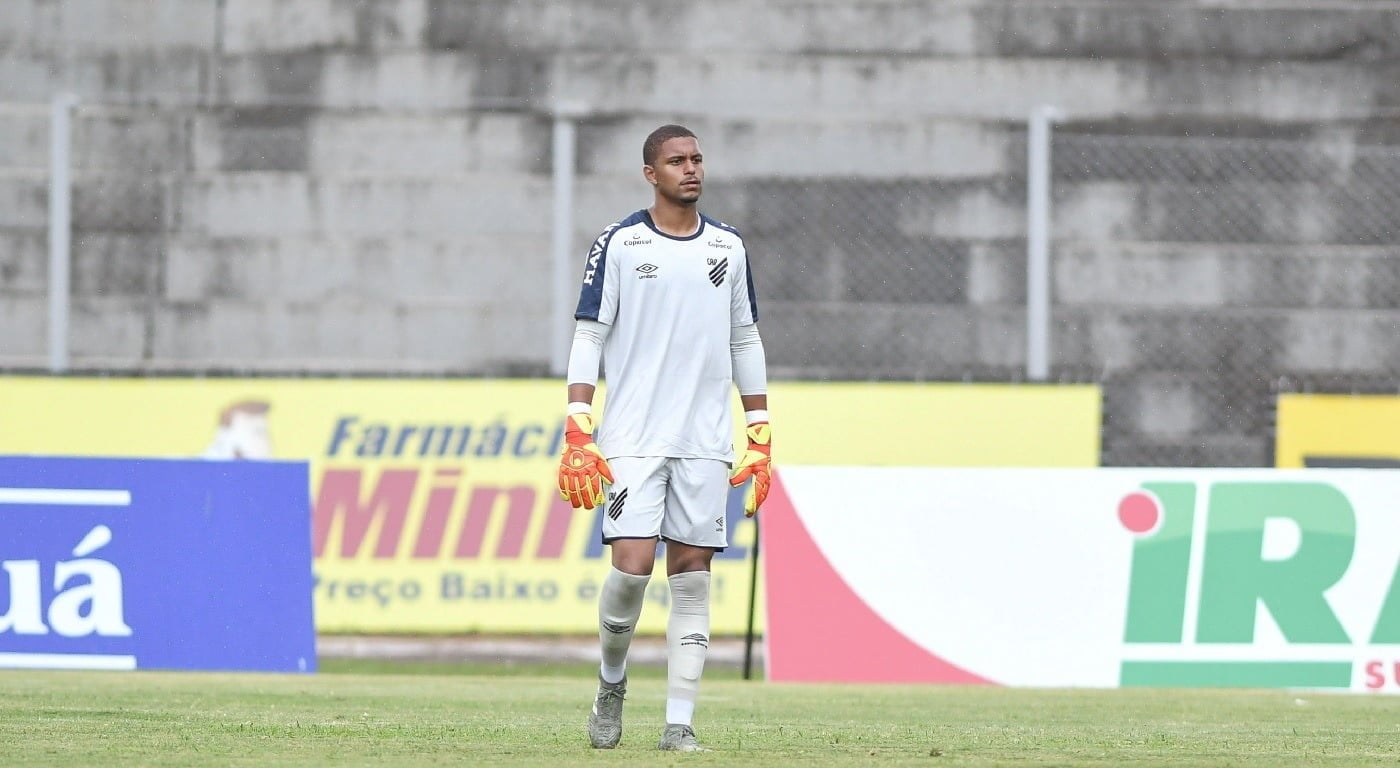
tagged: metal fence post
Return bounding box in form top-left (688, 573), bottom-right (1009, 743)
top-left (48, 93), bottom-right (76, 374)
top-left (550, 107), bottom-right (582, 377)
top-left (1025, 105), bottom-right (1058, 382)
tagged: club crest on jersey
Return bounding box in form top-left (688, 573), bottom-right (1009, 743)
top-left (707, 258), bottom-right (727, 287)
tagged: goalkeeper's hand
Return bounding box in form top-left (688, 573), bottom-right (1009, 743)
top-left (729, 421), bottom-right (772, 517)
top-left (557, 413), bottom-right (614, 510)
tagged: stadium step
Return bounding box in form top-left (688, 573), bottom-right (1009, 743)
top-left (1052, 241), bottom-right (1400, 311)
top-left (13, 0), bottom-right (1400, 66)
top-left (420, 0), bottom-right (1400, 62)
top-left (164, 234), bottom-right (551, 303)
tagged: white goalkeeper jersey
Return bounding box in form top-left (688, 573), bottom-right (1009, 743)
top-left (575, 209), bottom-right (759, 462)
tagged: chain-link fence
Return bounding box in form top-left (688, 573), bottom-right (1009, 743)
top-left (11, 98), bottom-right (1040, 379)
top-left (710, 132), bottom-right (1400, 467)
top-left (8, 96), bottom-right (1400, 467)
top-left (0, 100), bottom-right (192, 370)
top-left (1, 98), bottom-right (561, 375)
top-left (0, 101), bottom-right (54, 238)
top-left (1051, 133), bottom-right (1400, 466)
top-left (717, 169), bottom-right (1030, 382)
top-left (0, 101), bottom-right (58, 366)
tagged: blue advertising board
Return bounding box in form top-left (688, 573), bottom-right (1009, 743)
top-left (0, 456), bottom-right (315, 672)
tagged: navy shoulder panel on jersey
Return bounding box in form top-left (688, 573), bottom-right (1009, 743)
top-left (703, 214), bottom-right (742, 239)
top-left (745, 257), bottom-right (759, 322)
top-left (575, 210), bottom-right (647, 320)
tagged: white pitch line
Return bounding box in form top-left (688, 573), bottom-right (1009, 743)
top-left (0, 653), bottom-right (137, 670)
top-left (0, 488), bottom-right (131, 506)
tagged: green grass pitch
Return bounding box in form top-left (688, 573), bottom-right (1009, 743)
top-left (1, 660), bottom-right (1397, 766)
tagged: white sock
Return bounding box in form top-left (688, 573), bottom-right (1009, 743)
top-left (666, 699), bottom-right (695, 726)
top-left (598, 566), bottom-right (650, 684)
top-left (665, 570), bottom-right (710, 726)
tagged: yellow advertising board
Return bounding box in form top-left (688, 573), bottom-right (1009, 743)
top-left (0, 377), bottom-right (1100, 633)
top-left (1276, 394), bottom-right (1400, 468)
top-left (773, 382), bottom-right (1101, 467)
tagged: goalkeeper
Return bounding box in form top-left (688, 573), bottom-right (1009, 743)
top-left (559, 124), bottom-right (771, 754)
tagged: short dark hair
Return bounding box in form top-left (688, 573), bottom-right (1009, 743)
top-left (643, 124), bottom-right (697, 165)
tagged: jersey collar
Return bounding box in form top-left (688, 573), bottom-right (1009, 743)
top-left (642, 210), bottom-right (706, 241)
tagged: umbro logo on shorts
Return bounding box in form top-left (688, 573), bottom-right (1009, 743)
top-left (714, 515), bottom-right (725, 532)
top-left (607, 488), bottom-right (628, 520)
top-left (707, 258), bottom-right (727, 287)
top-left (680, 632), bottom-right (709, 648)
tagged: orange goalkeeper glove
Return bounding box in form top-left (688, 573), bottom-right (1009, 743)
top-left (729, 422), bottom-right (772, 517)
top-left (557, 413), bottom-right (614, 510)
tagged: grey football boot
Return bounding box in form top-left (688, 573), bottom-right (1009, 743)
top-left (658, 723), bottom-right (709, 752)
top-left (586, 674), bottom-right (627, 748)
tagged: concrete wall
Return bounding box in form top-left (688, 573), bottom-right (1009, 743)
top-left (3, 0), bottom-right (1400, 464)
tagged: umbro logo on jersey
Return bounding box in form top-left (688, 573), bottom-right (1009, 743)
top-left (623, 235), bottom-right (652, 246)
top-left (707, 237), bottom-right (733, 250)
top-left (607, 488), bottom-right (628, 520)
top-left (636, 263), bottom-right (659, 280)
top-left (707, 258), bottom-right (727, 287)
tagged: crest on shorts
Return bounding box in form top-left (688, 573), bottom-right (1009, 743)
top-left (607, 487), bottom-right (628, 520)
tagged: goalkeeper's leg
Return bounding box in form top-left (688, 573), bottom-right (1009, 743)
top-left (597, 458), bottom-right (667, 685)
top-left (590, 457), bottom-right (666, 748)
top-left (598, 564), bottom-right (650, 684)
top-left (656, 458), bottom-right (726, 746)
top-left (588, 563), bottom-right (650, 748)
top-left (663, 545), bottom-right (711, 738)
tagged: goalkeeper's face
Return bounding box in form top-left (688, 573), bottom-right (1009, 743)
top-left (647, 137), bottom-right (704, 205)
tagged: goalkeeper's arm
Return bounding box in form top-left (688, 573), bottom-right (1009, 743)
top-left (566, 318), bottom-right (609, 406)
top-left (559, 319), bottom-right (613, 509)
top-left (730, 324), bottom-right (771, 516)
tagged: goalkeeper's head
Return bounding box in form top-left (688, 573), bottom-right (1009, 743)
top-left (642, 124), bottom-right (703, 206)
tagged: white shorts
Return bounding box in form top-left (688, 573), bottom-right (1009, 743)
top-left (602, 457), bottom-right (730, 550)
